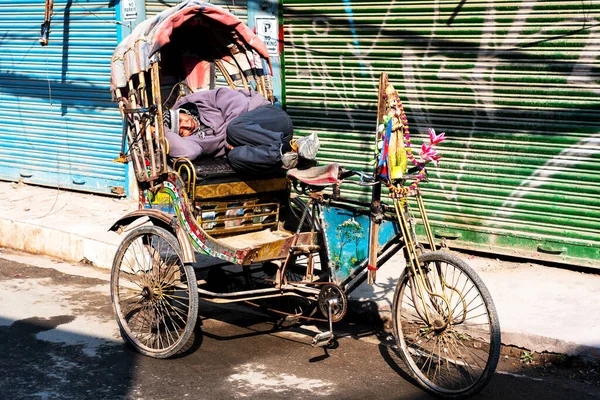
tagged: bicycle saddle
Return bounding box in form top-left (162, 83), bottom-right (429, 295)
top-left (287, 163), bottom-right (339, 187)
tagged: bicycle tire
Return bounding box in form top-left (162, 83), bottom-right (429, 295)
top-left (111, 225), bottom-right (199, 358)
top-left (392, 251), bottom-right (501, 398)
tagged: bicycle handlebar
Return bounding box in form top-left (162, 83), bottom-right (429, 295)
top-left (338, 164), bottom-right (428, 189)
top-left (338, 168), bottom-right (377, 186)
top-left (290, 163), bottom-right (428, 196)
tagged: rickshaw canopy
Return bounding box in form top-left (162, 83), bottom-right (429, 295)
top-left (110, 0), bottom-right (271, 93)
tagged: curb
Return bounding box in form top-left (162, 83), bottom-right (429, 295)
top-left (347, 299), bottom-right (600, 362)
top-left (0, 218), bottom-right (118, 270)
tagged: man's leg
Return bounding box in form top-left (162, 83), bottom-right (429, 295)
top-left (226, 104), bottom-right (294, 152)
top-left (226, 104), bottom-right (296, 172)
top-left (227, 143), bottom-right (284, 172)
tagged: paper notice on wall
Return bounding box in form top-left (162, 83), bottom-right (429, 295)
top-left (123, 0), bottom-right (138, 22)
top-left (255, 17), bottom-right (279, 56)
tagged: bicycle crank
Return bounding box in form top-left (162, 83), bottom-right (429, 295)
top-left (317, 283), bottom-right (347, 322)
top-left (312, 284), bottom-right (347, 347)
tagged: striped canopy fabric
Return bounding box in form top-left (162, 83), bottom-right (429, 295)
top-left (110, 0), bottom-right (270, 93)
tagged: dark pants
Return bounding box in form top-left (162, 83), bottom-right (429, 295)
top-left (226, 104), bottom-right (293, 172)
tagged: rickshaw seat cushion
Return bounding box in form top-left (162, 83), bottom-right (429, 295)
top-left (173, 157), bottom-right (288, 199)
top-left (173, 157), bottom-right (288, 202)
top-left (193, 157), bottom-right (237, 182)
top-left (191, 157), bottom-right (286, 185)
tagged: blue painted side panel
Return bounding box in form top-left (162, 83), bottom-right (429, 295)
top-left (0, 1), bottom-right (126, 195)
top-left (323, 206), bottom-right (399, 283)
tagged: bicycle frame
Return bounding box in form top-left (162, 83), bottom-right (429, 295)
top-left (288, 173), bottom-right (471, 334)
top-left (289, 177), bottom-right (428, 295)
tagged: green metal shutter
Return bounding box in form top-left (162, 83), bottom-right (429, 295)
top-left (146, 0), bottom-right (247, 21)
top-left (0, 0), bottom-right (126, 196)
top-left (282, 1), bottom-right (600, 268)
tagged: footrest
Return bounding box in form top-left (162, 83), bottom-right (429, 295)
top-left (291, 244), bottom-right (321, 254)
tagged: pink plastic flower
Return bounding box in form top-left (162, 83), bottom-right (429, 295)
top-left (428, 128), bottom-right (446, 145)
top-left (420, 143), bottom-right (437, 160)
top-left (420, 143), bottom-right (443, 166)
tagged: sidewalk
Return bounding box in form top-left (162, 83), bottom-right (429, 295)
top-left (0, 181), bottom-right (135, 270)
top-left (1, 180), bottom-right (599, 360)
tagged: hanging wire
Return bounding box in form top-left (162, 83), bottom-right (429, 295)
top-left (31, 0), bottom-right (135, 208)
top-left (73, 0), bottom-right (131, 28)
top-left (32, 46), bottom-right (68, 220)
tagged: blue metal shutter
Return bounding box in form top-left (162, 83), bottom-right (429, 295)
top-left (282, 1), bottom-right (600, 268)
top-left (0, 0), bottom-right (125, 196)
top-left (145, 0), bottom-right (247, 21)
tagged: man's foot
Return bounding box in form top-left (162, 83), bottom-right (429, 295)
top-left (282, 151), bottom-right (298, 169)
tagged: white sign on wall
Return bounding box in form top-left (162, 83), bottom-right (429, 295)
top-left (255, 17), bottom-right (278, 56)
top-left (123, 0), bottom-right (138, 22)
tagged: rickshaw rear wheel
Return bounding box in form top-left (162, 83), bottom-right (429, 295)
top-left (111, 225), bottom-right (199, 358)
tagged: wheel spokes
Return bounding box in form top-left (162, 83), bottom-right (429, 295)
top-left (116, 234), bottom-right (192, 351)
top-left (398, 258), bottom-right (494, 393)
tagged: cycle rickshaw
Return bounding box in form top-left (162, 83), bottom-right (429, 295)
top-left (108, 1), bottom-right (501, 397)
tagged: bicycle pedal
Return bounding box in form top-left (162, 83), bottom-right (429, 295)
top-left (311, 331), bottom-right (334, 347)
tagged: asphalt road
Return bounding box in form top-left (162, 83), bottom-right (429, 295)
top-left (0, 251), bottom-right (598, 400)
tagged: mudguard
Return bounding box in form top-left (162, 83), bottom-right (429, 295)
top-left (109, 209), bottom-right (196, 264)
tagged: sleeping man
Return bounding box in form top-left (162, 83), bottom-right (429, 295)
top-left (163, 87), bottom-right (299, 172)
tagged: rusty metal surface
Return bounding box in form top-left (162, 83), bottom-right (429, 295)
top-left (252, 231), bottom-right (316, 262)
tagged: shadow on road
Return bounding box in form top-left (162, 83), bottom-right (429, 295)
top-left (0, 315), bottom-right (137, 399)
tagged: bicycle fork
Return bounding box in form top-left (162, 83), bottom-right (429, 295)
top-left (392, 191), bottom-right (459, 331)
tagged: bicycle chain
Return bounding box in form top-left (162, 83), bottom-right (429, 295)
top-left (244, 281), bottom-right (346, 323)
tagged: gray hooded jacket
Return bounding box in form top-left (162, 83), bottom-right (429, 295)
top-left (165, 87), bottom-right (270, 160)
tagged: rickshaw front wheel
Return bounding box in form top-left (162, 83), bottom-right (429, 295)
top-left (392, 251), bottom-right (500, 398)
top-left (111, 225), bottom-right (199, 358)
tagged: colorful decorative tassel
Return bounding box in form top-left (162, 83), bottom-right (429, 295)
top-left (376, 91), bottom-right (446, 197)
